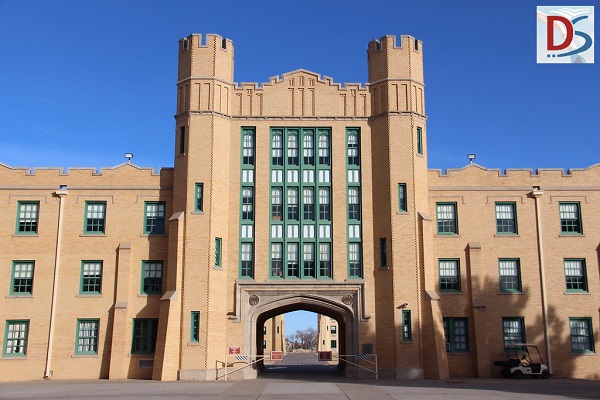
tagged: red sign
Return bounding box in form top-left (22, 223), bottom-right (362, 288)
top-left (318, 351), bottom-right (332, 361)
top-left (228, 347), bottom-right (240, 354)
top-left (270, 351), bottom-right (284, 361)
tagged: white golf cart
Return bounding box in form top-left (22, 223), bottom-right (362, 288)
top-left (496, 343), bottom-right (550, 379)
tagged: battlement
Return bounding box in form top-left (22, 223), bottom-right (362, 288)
top-left (178, 33), bottom-right (234, 83)
top-left (368, 35), bottom-right (424, 84)
top-left (367, 35), bottom-right (422, 55)
top-left (179, 33), bottom-right (233, 53)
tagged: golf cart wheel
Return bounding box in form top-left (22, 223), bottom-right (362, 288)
top-left (512, 370), bottom-right (524, 379)
top-left (541, 370), bottom-right (550, 379)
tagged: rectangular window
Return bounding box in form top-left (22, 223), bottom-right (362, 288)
top-left (496, 202), bottom-right (517, 234)
top-left (303, 132), bottom-right (314, 165)
top-left (241, 242), bottom-right (253, 278)
top-left (331, 325), bottom-right (337, 334)
top-left (303, 187), bottom-right (315, 220)
top-left (81, 261), bottom-right (102, 294)
top-left (303, 243), bottom-right (316, 278)
top-left (318, 188), bottom-right (330, 220)
top-left (565, 259), bottom-right (588, 292)
top-left (132, 318), bottom-right (158, 354)
top-left (179, 126), bottom-right (186, 154)
top-left (502, 317), bottom-right (525, 348)
top-left (85, 202), bottom-right (106, 234)
top-left (76, 319), bottom-right (99, 355)
top-left (402, 310), bottom-right (412, 341)
top-left (499, 259), bottom-right (522, 293)
top-left (287, 243), bottom-right (299, 278)
top-left (3, 320), bottom-right (29, 356)
top-left (570, 318), bottom-right (594, 353)
top-left (242, 130), bottom-right (254, 165)
top-left (443, 318), bottom-right (469, 352)
top-left (144, 202), bottom-right (166, 234)
top-left (398, 184), bottom-right (407, 212)
top-left (271, 243), bottom-right (283, 278)
top-left (319, 243), bottom-right (332, 278)
top-left (287, 188), bottom-right (299, 220)
top-left (271, 188), bottom-right (283, 220)
top-left (195, 183), bottom-right (204, 212)
top-left (318, 132), bottom-right (330, 165)
top-left (380, 238), bottom-right (387, 268)
top-left (436, 203), bottom-right (457, 234)
top-left (242, 188), bottom-right (254, 221)
top-left (141, 261), bottom-right (163, 295)
top-left (11, 261), bottom-right (34, 295)
top-left (348, 243), bottom-right (362, 278)
top-left (287, 133), bottom-right (299, 165)
top-left (331, 340), bottom-right (337, 349)
top-left (215, 238), bottom-right (222, 268)
top-left (559, 202), bottom-right (582, 234)
top-left (347, 130), bottom-right (359, 166)
top-left (416, 127), bottom-right (423, 155)
top-left (348, 187), bottom-right (361, 221)
top-left (191, 312), bottom-right (200, 343)
top-left (16, 201), bottom-right (39, 234)
top-left (272, 132), bottom-right (283, 166)
top-left (439, 259), bottom-right (460, 292)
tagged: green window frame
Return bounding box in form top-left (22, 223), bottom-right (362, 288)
top-left (144, 202), bottom-right (166, 235)
top-left (380, 238), bottom-right (387, 268)
top-left (398, 184), bottom-right (407, 212)
top-left (3, 320), bottom-right (29, 357)
top-left (402, 310), bottom-right (412, 341)
top-left (272, 132), bottom-right (283, 166)
top-left (303, 131), bottom-right (314, 165)
top-left (141, 261), bottom-right (163, 295)
top-left (439, 259), bottom-right (460, 292)
top-left (570, 318), bottom-right (594, 353)
top-left (270, 242), bottom-right (283, 278)
top-left (215, 238), bottom-right (222, 268)
top-left (303, 243), bottom-right (316, 278)
top-left (287, 243), bottom-right (299, 278)
top-left (84, 201), bottom-right (106, 234)
top-left (318, 131), bottom-right (330, 165)
top-left (443, 318), bottom-right (469, 352)
top-left (241, 187), bottom-right (254, 221)
top-left (502, 317), bottom-right (525, 349)
top-left (416, 127), bottom-right (423, 155)
top-left (190, 312), bottom-right (200, 343)
top-left (559, 202), bottom-right (582, 234)
top-left (76, 319), bottom-right (99, 355)
top-left (499, 259), bottom-right (522, 293)
top-left (318, 187), bottom-right (330, 220)
top-left (240, 242), bottom-right (253, 278)
top-left (565, 259), bottom-right (588, 292)
top-left (242, 130), bottom-right (255, 166)
top-left (10, 261), bottom-right (34, 296)
top-left (319, 243), bottom-right (332, 278)
top-left (331, 339), bottom-right (337, 349)
top-left (16, 201), bottom-right (39, 234)
top-left (195, 183), bottom-right (204, 212)
top-left (80, 261), bottom-right (102, 294)
top-left (348, 242), bottom-right (362, 278)
top-left (495, 202), bottom-right (517, 234)
top-left (347, 130), bottom-right (360, 166)
top-left (331, 325), bottom-right (337, 334)
top-left (131, 318), bottom-right (158, 354)
top-left (436, 202), bottom-right (458, 234)
top-left (348, 187), bottom-right (361, 221)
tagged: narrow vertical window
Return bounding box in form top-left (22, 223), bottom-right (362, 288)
top-left (502, 317), bottom-right (525, 348)
top-left (348, 187), bottom-right (361, 221)
top-left (179, 126), bottom-right (186, 155)
top-left (144, 202), bottom-right (166, 234)
top-left (303, 243), bottom-right (316, 278)
top-left (416, 127), bottom-right (423, 155)
top-left (242, 131), bottom-right (254, 165)
top-left (195, 183), bottom-right (204, 212)
top-left (319, 243), bottom-right (332, 278)
top-left (380, 238), bottom-right (387, 268)
top-left (271, 188), bottom-right (283, 220)
top-left (76, 319), bottom-right (99, 355)
top-left (215, 238), bottom-right (222, 268)
top-left (11, 261), bottom-right (34, 295)
top-left (81, 261), bottom-right (102, 294)
top-left (319, 188), bottom-right (330, 220)
top-left (439, 259), bottom-right (460, 292)
top-left (287, 243), bottom-right (299, 278)
top-left (85, 202), bottom-right (106, 234)
top-left (287, 134), bottom-right (299, 165)
top-left (496, 202), bottom-right (517, 234)
top-left (499, 259), bottom-right (522, 293)
top-left (16, 201), bottom-right (39, 234)
top-left (132, 318), bottom-right (158, 354)
top-left (240, 242), bottom-right (253, 278)
top-left (318, 133), bottom-right (330, 165)
top-left (271, 243), bottom-right (283, 278)
top-left (565, 259), bottom-right (588, 292)
top-left (191, 312), bottom-right (200, 343)
top-left (348, 243), bottom-right (362, 278)
top-left (398, 184), bottom-right (407, 212)
top-left (347, 131), bottom-right (359, 165)
top-left (303, 187), bottom-right (315, 220)
top-left (402, 310), bottom-right (412, 341)
top-left (436, 203), bottom-right (457, 234)
top-left (570, 318), bottom-right (594, 353)
top-left (287, 188), bottom-right (299, 220)
top-left (272, 133), bottom-right (283, 166)
top-left (242, 188), bottom-right (254, 221)
top-left (3, 320), bottom-right (29, 356)
top-left (303, 132), bottom-right (314, 165)
top-left (141, 261), bottom-right (163, 294)
top-left (559, 202), bottom-right (582, 234)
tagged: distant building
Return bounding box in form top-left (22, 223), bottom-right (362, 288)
top-left (0, 33), bottom-right (598, 381)
top-left (317, 315), bottom-right (338, 355)
top-left (263, 316), bottom-right (285, 354)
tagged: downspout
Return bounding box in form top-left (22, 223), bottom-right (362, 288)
top-left (532, 186), bottom-right (552, 374)
top-left (44, 185), bottom-right (68, 379)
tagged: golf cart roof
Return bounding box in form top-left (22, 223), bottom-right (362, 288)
top-left (507, 343), bottom-right (539, 347)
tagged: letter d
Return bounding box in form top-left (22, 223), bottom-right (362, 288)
top-left (547, 16), bottom-right (574, 50)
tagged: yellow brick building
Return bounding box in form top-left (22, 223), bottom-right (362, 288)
top-left (0, 33), bottom-right (598, 381)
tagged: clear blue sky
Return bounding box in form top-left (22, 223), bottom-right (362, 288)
top-left (1, 1), bottom-right (598, 331)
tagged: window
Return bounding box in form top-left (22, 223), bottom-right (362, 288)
top-left (271, 188), bottom-right (283, 220)
top-left (3, 320), bottom-right (29, 356)
top-left (242, 188), bottom-right (254, 221)
top-left (499, 259), bottom-right (522, 293)
top-left (287, 188), bottom-right (299, 220)
top-left (263, 340), bottom-right (267, 349)
top-left (215, 238), bottom-right (222, 268)
top-left (195, 183), bottom-right (204, 212)
top-left (242, 131), bottom-right (254, 165)
top-left (76, 319), bottom-right (99, 355)
top-left (559, 202), bottom-right (582, 234)
top-left (287, 243), bottom-right (299, 278)
top-left (303, 187), bottom-right (315, 220)
top-left (11, 261), bottom-right (34, 295)
top-left (287, 134), bottom-right (299, 165)
top-left (303, 132), bottom-right (314, 165)
top-left (241, 242), bottom-right (253, 278)
top-left (436, 203), bottom-right (457, 234)
top-left (402, 310), bottom-right (412, 341)
top-left (570, 318), bottom-right (594, 353)
top-left (85, 202), bottom-right (106, 234)
top-left (191, 312), bottom-right (200, 343)
top-left (331, 340), bottom-right (337, 349)
top-left (348, 187), bottom-right (361, 221)
top-left (348, 243), bottom-right (362, 278)
top-left (502, 317), bottom-right (525, 348)
top-left (319, 188), bottom-right (330, 220)
top-left (439, 259), bottom-right (460, 292)
top-left (271, 243), bottom-right (283, 278)
top-left (144, 202), bottom-right (165, 234)
top-left (132, 318), bottom-right (158, 354)
top-left (179, 126), bottom-right (186, 154)
top-left (398, 184), bottom-right (407, 212)
top-left (16, 201), bottom-right (39, 234)
top-left (347, 131), bottom-right (359, 166)
top-left (318, 133), bottom-right (330, 165)
top-left (380, 238), bottom-right (387, 268)
top-left (331, 325), bottom-right (337, 334)
top-left (81, 261), bottom-right (102, 294)
top-left (263, 326), bottom-right (267, 335)
top-left (496, 202), bottom-right (517, 234)
top-left (444, 318), bottom-right (469, 352)
top-left (319, 243), bottom-right (332, 278)
top-left (416, 127), bottom-right (423, 155)
top-left (141, 261), bottom-right (162, 294)
top-left (272, 133), bottom-right (283, 166)
top-left (565, 259), bottom-right (588, 292)
top-left (303, 243), bottom-right (316, 278)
